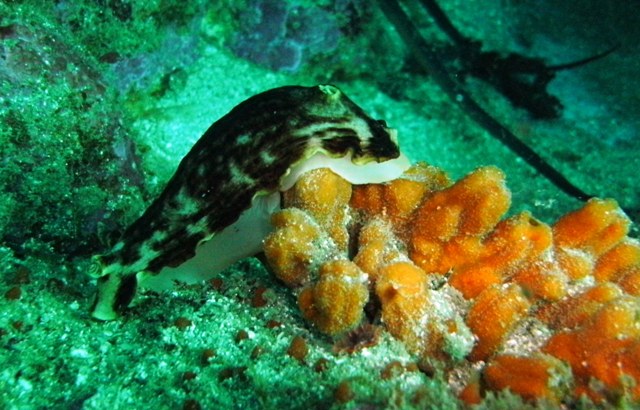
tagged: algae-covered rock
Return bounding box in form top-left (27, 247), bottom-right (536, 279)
top-left (0, 14), bottom-right (145, 258)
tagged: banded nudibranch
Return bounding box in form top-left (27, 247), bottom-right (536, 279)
top-left (89, 84), bottom-right (410, 320)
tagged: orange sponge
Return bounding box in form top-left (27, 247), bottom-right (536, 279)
top-left (263, 163), bottom-right (640, 405)
top-left (482, 354), bottom-right (565, 403)
top-left (263, 208), bottom-right (323, 287)
top-left (352, 219), bottom-right (403, 281)
top-left (410, 166), bottom-right (511, 275)
top-left (466, 284), bottom-right (531, 362)
top-left (298, 260), bottom-right (369, 335)
top-left (544, 296), bottom-right (640, 401)
top-left (376, 261), bottom-right (430, 354)
top-left (283, 168), bottom-right (352, 252)
top-left (351, 162), bottom-right (450, 238)
top-left (553, 199), bottom-right (631, 280)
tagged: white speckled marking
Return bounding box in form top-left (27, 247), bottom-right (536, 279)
top-left (229, 162), bottom-right (255, 185)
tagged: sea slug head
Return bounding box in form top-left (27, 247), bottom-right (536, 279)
top-left (299, 84), bottom-right (402, 164)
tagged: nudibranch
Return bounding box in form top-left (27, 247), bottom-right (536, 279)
top-left (90, 85), bottom-right (410, 320)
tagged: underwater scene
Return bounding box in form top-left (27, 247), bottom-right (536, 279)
top-left (1, 0), bottom-right (639, 408)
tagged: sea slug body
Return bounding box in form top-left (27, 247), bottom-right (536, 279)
top-left (89, 85), bottom-right (410, 320)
